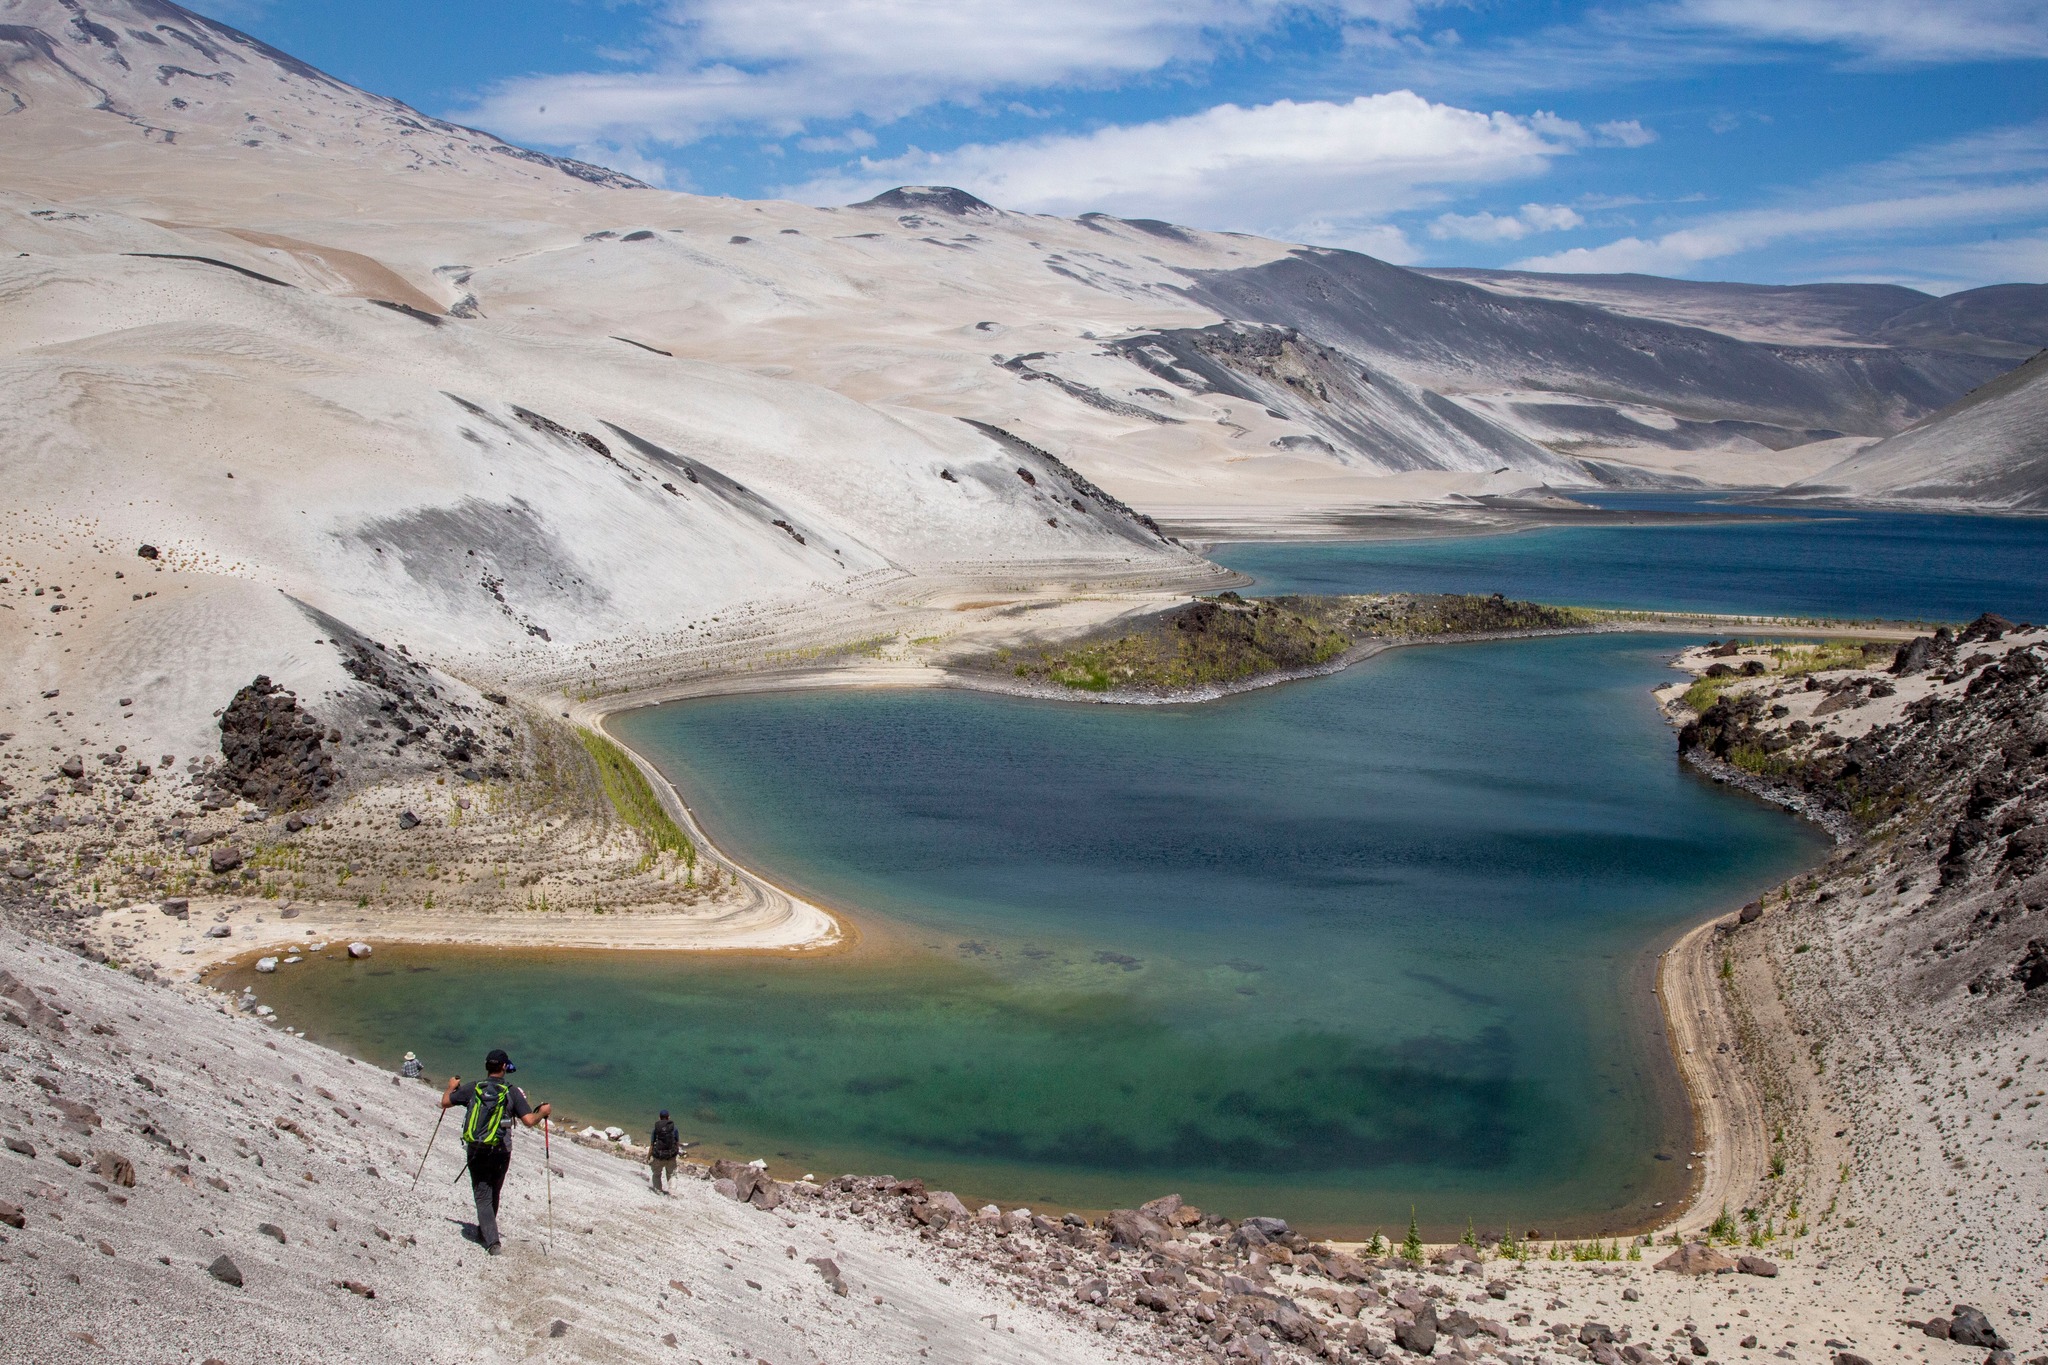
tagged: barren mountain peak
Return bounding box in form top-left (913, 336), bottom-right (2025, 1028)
top-left (0, 0), bottom-right (644, 188)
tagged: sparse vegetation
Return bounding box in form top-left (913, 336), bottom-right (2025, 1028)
top-left (1001, 591), bottom-right (1594, 694)
top-left (576, 728), bottom-right (696, 870)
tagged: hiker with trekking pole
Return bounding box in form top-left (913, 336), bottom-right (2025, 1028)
top-left (441, 1048), bottom-right (551, 1257)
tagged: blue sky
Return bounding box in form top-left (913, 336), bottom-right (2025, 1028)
top-left (217, 1), bottom-right (2047, 291)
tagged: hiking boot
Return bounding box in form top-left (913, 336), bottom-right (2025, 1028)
top-left (486, 1243), bottom-right (503, 1257)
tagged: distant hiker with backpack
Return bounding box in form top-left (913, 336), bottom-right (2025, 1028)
top-left (442, 1049), bottom-right (550, 1255)
top-left (649, 1110), bottom-right (681, 1193)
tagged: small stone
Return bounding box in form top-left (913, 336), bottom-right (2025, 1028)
top-left (1692, 1336), bottom-right (1710, 1357)
top-left (284, 815), bottom-right (309, 833)
top-left (1656, 1242), bottom-right (1738, 1275)
top-left (209, 846), bottom-right (243, 874)
top-left (255, 957), bottom-right (278, 973)
top-left (336, 1279), bottom-right (375, 1298)
top-left (548, 1321), bottom-right (569, 1338)
top-left (207, 1254), bottom-right (243, 1287)
top-left (259, 1222), bottom-right (287, 1243)
top-left (5, 1136), bottom-right (35, 1158)
top-left (1834, 1353), bottom-right (1874, 1365)
top-left (205, 925), bottom-right (231, 938)
top-left (347, 942), bottom-right (372, 959)
top-left (397, 811), bottom-right (420, 830)
top-left (0, 1199), bottom-right (24, 1228)
top-left (160, 898), bottom-right (189, 918)
top-left (1737, 1254), bottom-right (1778, 1277)
top-left (93, 1151), bottom-right (135, 1187)
top-left (137, 544), bottom-right (158, 560)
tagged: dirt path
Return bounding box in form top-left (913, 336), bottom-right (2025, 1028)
top-left (1658, 914), bottom-right (1772, 1235)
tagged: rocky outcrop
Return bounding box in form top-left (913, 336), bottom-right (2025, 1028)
top-left (214, 676), bottom-right (339, 813)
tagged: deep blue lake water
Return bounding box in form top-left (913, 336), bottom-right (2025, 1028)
top-left (1211, 495), bottom-right (2048, 622)
top-left (254, 633), bottom-right (1822, 1235)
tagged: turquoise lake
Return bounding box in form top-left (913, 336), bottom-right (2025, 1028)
top-left (246, 504), bottom-right (2048, 1236)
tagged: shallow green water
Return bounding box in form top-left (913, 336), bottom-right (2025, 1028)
top-left (247, 633), bottom-right (1824, 1236)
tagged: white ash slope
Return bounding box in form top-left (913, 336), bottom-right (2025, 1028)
top-left (1657, 624), bottom-right (2048, 1336)
top-left (1785, 350), bottom-right (2048, 513)
top-left (0, 929), bottom-right (1144, 1365)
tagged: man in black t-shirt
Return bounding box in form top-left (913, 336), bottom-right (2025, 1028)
top-left (442, 1048), bottom-right (550, 1255)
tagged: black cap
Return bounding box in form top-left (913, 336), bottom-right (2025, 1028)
top-left (659, 1109), bottom-right (670, 1119)
top-left (485, 1048), bottom-right (515, 1073)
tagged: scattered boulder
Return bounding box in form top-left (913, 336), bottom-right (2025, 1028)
top-left (259, 1223), bottom-right (287, 1243)
top-left (1323, 1251), bottom-right (1374, 1282)
top-left (0, 1199), bottom-right (24, 1228)
top-left (1393, 1305), bottom-right (1438, 1355)
top-left (347, 942), bottom-right (373, 959)
top-left (1949, 1306), bottom-right (2007, 1350)
top-left (255, 958), bottom-right (278, 974)
top-left (1107, 1207), bottom-right (1167, 1247)
top-left (1581, 1323), bottom-right (1618, 1345)
top-left (1835, 1353), bottom-right (1874, 1365)
top-left (136, 544), bottom-right (159, 560)
top-left (93, 1151), bottom-right (135, 1187)
top-left (1655, 1242), bottom-right (1737, 1274)
top-left (59, 755), bottom-right (84, 780)
top-left (1922, 1318), bottom-right (1950, 1340)
top-left (205, 925), bottom-right (231, 939)
top-left (207, 1254), bottom-right (243, 1287)
top-left (1737, 1254), bottom-right (1778, 1277)
top-left (1138, 1192), bottom-right (1183, 1222)
top-left (160, 899), bottom-right (189, 919)
top-left (397, 811), bottom-right (421, 830)
top-left (336, 1280), bottom-right (375, 1298)
top-left (209, 846), bottom-right (243, 875)
top-left (806, 1256), bottom-right (847, 1296)
top-left (1135, 1286), bottom-right (1178, 1313)
top-left (2012, 940), bottom-right (2048, 992)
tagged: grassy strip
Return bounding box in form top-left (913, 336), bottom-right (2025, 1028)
top-left (577, 729), bottom-right (696, 869)
top-left (1678, 639), bottom-right (1896, 714)
top-left (1005, 593), bottom-right (1595, 693)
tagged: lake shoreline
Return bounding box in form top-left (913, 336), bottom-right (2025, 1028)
top-left (151, 610), bottom-right (1879, 1239)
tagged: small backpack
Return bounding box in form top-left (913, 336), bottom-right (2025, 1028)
top-left (463, 1077), bottom-right (512, 1149)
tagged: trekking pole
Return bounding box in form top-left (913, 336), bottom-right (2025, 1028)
top-left (410, 1106), bottom-right (448, 1192)
top-left (542, 1116), bottom-right (555, 1254)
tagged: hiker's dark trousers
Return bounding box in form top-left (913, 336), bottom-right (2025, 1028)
top-left (467, 1144), bottom-right (511, 1248)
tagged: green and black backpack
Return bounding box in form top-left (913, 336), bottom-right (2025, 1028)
top-left (463, 1077), bottom-right (513, 1150)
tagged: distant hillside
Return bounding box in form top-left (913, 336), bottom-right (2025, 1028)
top-left (1784, 350), bottom-right (2048, 512)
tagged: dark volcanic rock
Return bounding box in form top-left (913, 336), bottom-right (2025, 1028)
top-left (1394, 1306), bottom-right (1438, 1355)
top-left (207, 1254), bottom-right (243, 1286)
top-left (215, 676), bottom-right (338, 813)
top-left (1949, 1305), bottom-right (2006, 1350)
top-left (2014, 940), bottom-right (2048, 991)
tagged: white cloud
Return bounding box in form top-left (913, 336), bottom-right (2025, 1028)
top-left (1674, 0), bottom-right (2048, 64)
top-left (797, 129), bottom-right (879, 153)
top-left (459, 0), bottom-right (1335, 148)
top-left (1594, 119), bottom-right (1657, 147)
top-left (572, 142), bottom-right (677, 188)
top-left (1513, 121), bottom-right (2048, 279)
top-left (1430, 202), bottom-right (1585, 242)
top-left (782, 92), bottom-right (1583, 240)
